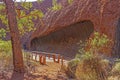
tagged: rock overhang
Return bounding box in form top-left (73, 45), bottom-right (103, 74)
top-left (26, 0), bottom-right (120, 56)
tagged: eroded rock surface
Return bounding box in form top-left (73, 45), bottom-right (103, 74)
top-left (29, 0), bottom-right (120, 59)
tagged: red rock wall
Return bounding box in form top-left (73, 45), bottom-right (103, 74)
top-left (28, 0), bottom-right (120, 57)
top-left (31, 0), bottom-right (120, 40)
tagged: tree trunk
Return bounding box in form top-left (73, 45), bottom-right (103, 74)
top-left (114, 18), bottom-right (120, 58)
top-left (4, 0), bottom-right (24, 72)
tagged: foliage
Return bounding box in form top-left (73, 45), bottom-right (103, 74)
top-left (0, 40), bottom-right (12, 71)
top-left (37, 0), bottom-right (44, 2)
top-left (16, 1), bottom-right (44, 35)
top-left (66, 53), bottom-right (111, 80)
top-left (68, 0), bottom-right (73, 4)
top-left (50, 0), bottom-right (62, 11)
top-left (0, 4), bottom-right (8, 26)
top-left (87, 32), bottom-right (109, 49)
top-left (21, 2), bottom-right (33, 10)
top-left (0, 28), bottom-right (6, 38)
top-left (67, 59), bottom-right (80, 78)
top-left (111, 62), bottom-right (120, 75)
top-left (76, 32), bottom-right (112, 58)
top-left (85, 31), bottom-right (113, 56)
top-left (0, 51), bottom-right (13, 71)
top-left (77, 40), bottom-right (86, 54)
top-left (75, 54), bottom-right (110, 80)
top-left (0, 1), bottom-right (44, 36)
top-left (66, 32), bottom-right (113, 79)
top-left (0, 40), bottom-right (12, 53)
top-left (61, 58), bottom-right (80, 78)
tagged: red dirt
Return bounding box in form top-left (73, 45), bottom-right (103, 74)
top-left (0, 62), bottom-right (68, 80)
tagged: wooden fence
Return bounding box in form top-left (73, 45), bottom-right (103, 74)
top-left (24, 51), bottom-right (64, 65)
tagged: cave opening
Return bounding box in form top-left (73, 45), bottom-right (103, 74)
top-left (31, 20), bottom-right (94, 59)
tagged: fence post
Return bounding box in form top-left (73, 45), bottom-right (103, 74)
top-left (31, 54), bottom-right (33, 60)
top-left (52, 54), bottom-right (56, 62)
top-left (39, 55), bottom-right (46, 65)
top-left (39, 55), bottom-right (42, 64)
top-left (61, 56), bottom-right (64, 65)
top-left (35, 53), bottom-right (37, 61)
top-left (43, 55), bottom-right (46, 65)
top-left (57, 54), bottom-right (61, 63)
top-left (48, 54), bottom-right (50, 59)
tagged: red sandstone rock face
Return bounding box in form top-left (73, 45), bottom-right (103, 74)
top-left (31, 0), bottom-right (120, 42)
top-left (27, 0), bottom-right (120, 58)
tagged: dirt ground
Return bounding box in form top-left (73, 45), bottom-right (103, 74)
top-left (0, 62), bottom-right (68, 80)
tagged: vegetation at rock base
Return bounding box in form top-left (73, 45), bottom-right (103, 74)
top-left (75, 54), bottom-right (110, 80)
top-left (84, 31), bottom-right (113, 57)
top-left (63, 32), bottom-right (120, 80)
top-left (50, 0), bottom-right (62, 11)
top-left (68, 0), bottom-right (73, 4)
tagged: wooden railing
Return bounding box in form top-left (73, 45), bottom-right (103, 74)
top-left (24, 51), bottom-right (64, 65)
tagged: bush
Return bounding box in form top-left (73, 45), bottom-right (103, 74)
top-left (111, 62), bottom-right (120, 75)
top-left (50, 0), bottom-right (62, 11)
top-left (0, 40), bottom-right (12, 53)
top-left (66, 32), bottom-right (113, 79)
top-left (85, 32), bottom-right (113, 57)
top-left (75, 54), bottom-right (110, 80)
top-left (0, 40), bottom-right (13, 71)
top-left (68, 0), bottom-right (73, 4)
top-left (0, 28), bottom-right (6, 38)
top-left (66, 58), bottom-right (80, 78)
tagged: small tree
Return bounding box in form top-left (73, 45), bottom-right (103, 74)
top-left (3, 0), bottom-right (24, 72)
top-left (1, 0), bottom-right (45, 72)
top-left (66, 32), bottom-right (112, 79)
top-left (1, 0), bottom-right (65, 72)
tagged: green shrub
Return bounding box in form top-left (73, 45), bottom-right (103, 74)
top-left (85, 32), bottom-right (113, 57)
top-left (66, 32), bottom-right (112, 79)
top-left (66, 58), bottom-right (80, 78)
top-left (0, 40), bottom-right (12, 71)
top-left (0, 28), bottom-right (6, 38)
top-left (0, 40), bottom-right (12, 53)
top-left (51, 0), bottom-right (62, 11)
top-left (66, 53), bottom-right (111, 80)
top-left (68, 0), bottom-right (73, 4)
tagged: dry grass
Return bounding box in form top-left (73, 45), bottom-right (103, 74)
top-left (0, 51), bottom-right (68, 80)
top-left (75, 55), bottom-right (110, 80)
top-left (63, 53), bottom-right (115, 80)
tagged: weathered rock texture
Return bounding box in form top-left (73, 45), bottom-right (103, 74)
top-left (29, 0), bottom-right (120, 58)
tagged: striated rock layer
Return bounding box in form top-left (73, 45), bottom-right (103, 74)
top-left (29, 0), bottom-right (120, 59)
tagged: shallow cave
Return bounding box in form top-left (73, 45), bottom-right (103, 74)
top-left (31, 20), bottom-right (94, 60)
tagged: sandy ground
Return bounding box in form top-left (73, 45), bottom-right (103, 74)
top-left (0, 51), bottom-right (70, 80)
top-left (0, 61), bottom-right (69, 80)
